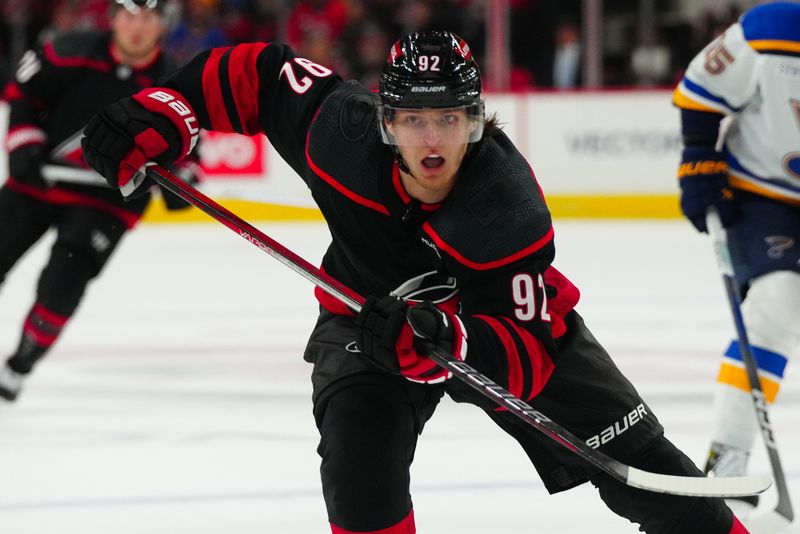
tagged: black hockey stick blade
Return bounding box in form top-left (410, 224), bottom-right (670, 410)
top-left (707, 209), bottom-right (793, 531)
top-left (145, 164), bottom-right (771, 498)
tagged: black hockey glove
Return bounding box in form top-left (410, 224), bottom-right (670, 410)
top-left (82, 88), bottom-right (199, 198)
top-left (355, 296), bottom-right (465, 384)
top-left (8, 142), bottom-right (47, 188)
top-left (677, 145), bottom-right (737, 233)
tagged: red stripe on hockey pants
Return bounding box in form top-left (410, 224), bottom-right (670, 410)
top-left (330, 509), bottom-right (415, 533)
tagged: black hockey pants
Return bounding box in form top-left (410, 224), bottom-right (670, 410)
top-left (305, 310), bottom-right (736, 533)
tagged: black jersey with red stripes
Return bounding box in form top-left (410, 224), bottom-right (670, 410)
top-left (160, 41), bottom-right (581, 400)
top-left (5, 31), bottom-right (182, 225)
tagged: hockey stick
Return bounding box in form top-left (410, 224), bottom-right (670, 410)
top-left (144, 163), bottom-right (770, 498)
top-left (706, 209), bottom-right (793, 531)
top-left (42, 165), bottom-right (108, 186)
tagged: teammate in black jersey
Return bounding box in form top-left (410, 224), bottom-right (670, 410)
top-left (0, 0), bottom-right (199, 401)
top-left (81, 31), bottom-right (749, 533)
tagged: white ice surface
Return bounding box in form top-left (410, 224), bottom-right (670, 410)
top-left (1, 220), bottom-right (798, 533)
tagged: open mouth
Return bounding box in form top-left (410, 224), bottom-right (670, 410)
top-left (421, 155), bottom-right (445, 169)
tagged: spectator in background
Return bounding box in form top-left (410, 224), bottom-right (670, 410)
top-left (552, 19), bottom-right (581, 89)
top-left (0, 0), bottom-right (51, 70)
top-left (338, 0), bottom-right (390, 89)
top-left (298, 29), bottom-right (341, 71)
top-left (37, 0), bottom-right (111, 45)
top-left (509, 0), bottom-right (560, 87)
top-left (221, 0), bottom-right (278, 45)
top-left (286, 0), bottom-right (348, 51)
top-left (396, 0), bottom-right (433, 33)
top-left (167, 0), bottom-right (229, 65)
top-left (347, 21), bottom-right (389, 89)
top-left (630, 33), bottom-right (672, 86)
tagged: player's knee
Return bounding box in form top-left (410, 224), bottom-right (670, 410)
top-left (592, 437), bottom-right (733, 533)
top-left (36, 243), bottom-right (98, 315)
top-left (316, 383), bottom-right (417, 531)
top-left (318, 383), bottom-right (417, 471)
top-left (742, 271), bottom-right (800, 353)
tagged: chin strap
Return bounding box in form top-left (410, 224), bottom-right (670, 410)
top-left (392, 147), bottom-right (411, 175)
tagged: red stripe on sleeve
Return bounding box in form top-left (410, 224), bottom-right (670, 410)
top-left (543, 266), bottom-right (580, 338)
top-left (475, 315), bottom-right (524, 399)
top-left (202, 47), bottom-right (235, 132)
top-left (227, 43), bottom-right (268, 136)
top-left (6, 179), bottom-right (141, 228)
top-left (43, 42), bottom-right (111, 71)
top-left (501, 317), bottom-right (554, 399)
top-left (446, 311), bottom-right (467, 360)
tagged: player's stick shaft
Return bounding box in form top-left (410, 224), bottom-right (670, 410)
top-left (706, 209), bottom-right (793, 529)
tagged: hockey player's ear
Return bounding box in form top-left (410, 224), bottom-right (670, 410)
top-left (384, 117), bottom-right (395, 136)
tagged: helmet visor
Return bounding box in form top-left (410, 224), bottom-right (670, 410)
top-left (378, 102), bottom-right (484, 146)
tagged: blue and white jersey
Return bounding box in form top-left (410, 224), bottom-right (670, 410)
top-left (673, 2), bottom-right (800, 204)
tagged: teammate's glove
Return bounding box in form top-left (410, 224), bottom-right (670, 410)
top-left (677, 145), bottom-right (736, 233)
top-left (82, 88), bottom-right (200, 197)
top-left (355, 296), bottom-right (466, 384)
top-left (6, 126), bottom-right (47, 188)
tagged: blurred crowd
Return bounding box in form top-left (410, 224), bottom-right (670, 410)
top-left (0, 0), bottom-right (751, 93)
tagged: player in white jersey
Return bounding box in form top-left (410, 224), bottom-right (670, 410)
top-left (673, 0), bottom-right (800, 512)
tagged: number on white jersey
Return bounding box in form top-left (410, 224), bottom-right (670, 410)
top-left (704, 36), bottom-right (735, 75)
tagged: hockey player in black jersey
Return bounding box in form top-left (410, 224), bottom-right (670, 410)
top-left (81, 31), bottom-right (750, 533)
top-left (0, 0), bottom-right (199, 401)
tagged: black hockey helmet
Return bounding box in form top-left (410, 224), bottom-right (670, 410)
top-left (378, 31), bottom-right (485, 146)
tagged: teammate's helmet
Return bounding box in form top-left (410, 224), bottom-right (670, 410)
top-left (378, 31), bottom-right (484, 146)
top-left (113, 0), bottom-right (163, 13)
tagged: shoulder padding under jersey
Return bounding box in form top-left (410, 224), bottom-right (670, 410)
top-left (425, 133), bottom-right (554, 271)
top-left (741, 2), bottom-right (800, 50)
top-left (306, 81), bottom-right (389, 213)
top-left (47, 31), bottom-right (109, 65)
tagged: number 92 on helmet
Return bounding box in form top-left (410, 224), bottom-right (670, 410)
top-left (378, 30), bottom-right (485, 147)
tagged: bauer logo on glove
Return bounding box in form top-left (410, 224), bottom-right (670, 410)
top-left (82, 87), bottom-right (199, 198)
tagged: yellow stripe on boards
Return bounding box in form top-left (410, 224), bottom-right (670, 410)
top-left (717, 362), bottom-right (780, 403)
top-left (142, 196), bottom-right (325, 223)
top-left (545, 194), bottom-right (681, 219)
